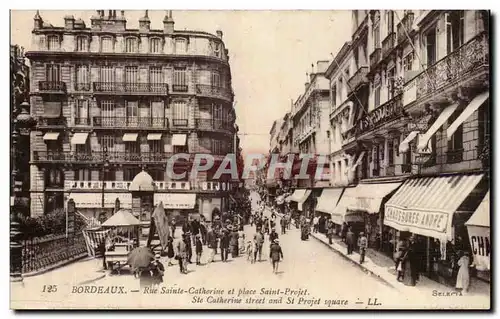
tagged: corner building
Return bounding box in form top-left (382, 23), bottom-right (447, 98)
top-left (27, 10), bottom-right (237, 223)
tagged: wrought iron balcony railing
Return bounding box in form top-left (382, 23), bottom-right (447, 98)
top-left (172, 119), bottom-right (189, 127)
top-left (195, 118), bottom-right (233, 131)
top-left (37, 117), bottom-right (67, 127)
top-left (92, 82), bottom-right (169, 94)
top-left (195, 84), bottom-right (233, 101)
top-left (407, 32), bottom-right (489, 100)
top-left (172, 84), bottom-right (189, 92)
top-left (74, 117), bottom-right (91, 125)
top-left (38, 81), bottom-right (66, 92)
top-left (93, 117), bottom-right (169, 129)
top-left (397, 11), bottom-right (415, 44)
top-left (33, 151), bottom-right (174, 163)
top-left (369, 48), bottom-right (381, 68)
top-left (74, 83), bottom-right (91, 91)
top-left (381, 32), bottom-right (396, 59)
top-left (347, 66), bottom-right (369, 94)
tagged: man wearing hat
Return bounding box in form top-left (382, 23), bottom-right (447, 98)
top-left (269, 239), bottom-right (284, 274)
top-left (220, 227), bottom-right (231, 262)
top-left (357, 231), bottom-right (368, 264)
top-left (195, 234), bottom-right (203, 265)
top-left (176, 233), bottom-right (189, 274)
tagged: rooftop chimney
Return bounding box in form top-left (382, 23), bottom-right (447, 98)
top-left (64, 15), bottom-right (75, 30)
top-left (163, 10), bottom-right (174, 34)
top-left (33, 10), bottom-right (43, 30)
top-left (139, 10), bottom-right (151, 32)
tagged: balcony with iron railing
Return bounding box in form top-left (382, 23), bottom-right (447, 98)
top-left (172, 119), bottom-right (189, 127)
top-left (171, 84), bottom-right (189, 93)
top-left (37, 117), bottom-right (67, 128)
top-left (195, 84), bottom-right (233, 101)
top-left (74, 117), bottom-right (91, 126)
top-left (405, 32), bottom-right (489, 104)
top-left (32, 151), bottom-right (174, 164)
top-left (74, 83), bottom-right (91, 91)
top-left (63, 180), bottom-right (234, 192)
top-left (92, 82), bottom-right (169, 95)
top-left (92, 117), bottom-right (169, 129)
top-left (369, 48), bottom-right (381, 68)
top-left (381, 32), bottom-right (396, 60)
top-left (38, 81), bottom-right (66, 93)
top-left (347, 66), bottom-right (369, 94)
top-left (397, 11), bottom-right (415, 44)
top-left (195, 118), bottom-right (234, 132)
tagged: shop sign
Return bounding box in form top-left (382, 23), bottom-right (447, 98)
top-left (406, 114), bottom-right (432, 133)
top-left (385, 206), bottom-right (448, 233)
top-left (357, 96), bottom-right (403, 134)
top-left (467, 225), bottom-right (490, 271)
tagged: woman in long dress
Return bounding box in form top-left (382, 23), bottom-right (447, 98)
top-left (456, 251), bottom-right (471, 293)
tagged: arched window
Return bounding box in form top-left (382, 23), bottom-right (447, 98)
top-left (125, 37), bottom-right (139, 53)
top-left (150, 38), bottom-right (162, 53)
top-left (174, 38), bottom-right (187, 54)
top-left (101, 36), bottom-right (114, 53)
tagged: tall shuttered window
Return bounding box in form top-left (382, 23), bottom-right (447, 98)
top-left (150, 38), bottom-right (161, 53)
top-left (173, 68), bottom-right (187, 85)
top-left (46, 64), bottom-right (61, 82)
top-left (125, 37), bottom-right (139, 53)
top-left (47, 35), bottom-right (60, 51)
top-left (172, 101), bottom-right (188, 126)
top-left (101, 37), bottom-right (114, 53)
top-left (76, 36), bottom-right (88, 52)
top-left (75, 65), bottom-right (90, 91)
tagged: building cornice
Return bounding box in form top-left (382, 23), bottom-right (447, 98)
top-left (325, 41), bottom-right (352, 79)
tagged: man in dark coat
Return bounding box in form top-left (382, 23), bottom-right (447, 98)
top-left (269, 228), bottom-right (279, 245)
top-left (230, 227), bottom-right (239, 258)
top-left (220, 228), bottom-right (230, 262)
top-left (280, 217), bottom-right (287, 235)
top-left (346, 227), bottom-right (355, 255)
top-left (269, 239), bottom-right (284, 274)
top-left (206, 227), bottom-right (218, 263)
top-left (326, 219), bottom-right (334, 245)
top-left (402, 236), bottom-right (419, 286)
top-left (341, 222), bottom-right (348, 243)
top-left (253, 229), bottom-right (265, 262)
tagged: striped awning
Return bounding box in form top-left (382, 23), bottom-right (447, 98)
top-left (330, 187), bottom-right (364, 225)
top-left (288, 189), bottom-right (311, 204)
top-left (417, 103), bottom-right (459, 152)
top-left (466, 191), bottom-right (490, 228)
top-left (348, 182), bottom-right (402, 214)
top-left (447, 91), bottom-right (489, 139)
top-left (399, 131), bottom-right (419, 153)
top-left (384, 174), bottom-right (484, 241)
top-left (315, 188), bottom-right (343, 214)
top-left (43, 132), bottom-right (60, 141)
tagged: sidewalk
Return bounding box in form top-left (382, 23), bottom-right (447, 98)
top-left (270, 209), bottom-right (490, 301)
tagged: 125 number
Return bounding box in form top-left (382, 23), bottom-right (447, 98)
top-left (42, 285), bottom-right (57, 293)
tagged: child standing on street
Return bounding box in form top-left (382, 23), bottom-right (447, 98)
top-left (195, 234), bottom-right (203, 265)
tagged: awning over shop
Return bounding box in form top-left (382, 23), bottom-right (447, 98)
top-left (330, 187), bottom-right (364, 225)
top-left (417, 103), bottom-right (459, 152)
top-left (288, 189), bottom-right (311, 204)
top-left (123, 133), bottom-right (139, 142)
top-left (70, 193), bottom-right (132, 209)
top-left (43, 102), bottom-right (62, 118)
top-left (447, 91), bottom-right (489, 139)
top-left (399, 131), bottom-right (419, 153)
top-left (43, 132), bottom-right (60, 141)
top-left (384, 174), bottom-right (484, 242)
top-left (315, 188), bottom-right (343, 214)
top-left (348, 182), bottom-right (402, 214)
top-left (147, 133), bottom-right (163, 141)
top-left (153, 193), bottom-right (196, 209)
top-left (172, 134), bottom-right (187, 146)
top-left (71, 132), bottom-right (89, 145)
top-left (466, 191), bottom-right (490, 228)
top-left (465, 191), bottom-right (490, 271)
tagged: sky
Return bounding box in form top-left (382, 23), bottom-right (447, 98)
top-left (10, 10), bottom-right (351, 155)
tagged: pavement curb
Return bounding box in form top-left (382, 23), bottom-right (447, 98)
top-left (271, 210), bottom-right (398, 291)
top-left (308, 232), bottom-right (397, 290)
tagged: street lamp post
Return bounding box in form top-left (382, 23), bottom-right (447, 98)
top-left (10, 102), bottom-right (36, 282)
top-left (101, 146), bottom-right (109, 216)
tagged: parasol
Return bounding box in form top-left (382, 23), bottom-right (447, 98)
top-left (127, 246), bottom-right (154, 271)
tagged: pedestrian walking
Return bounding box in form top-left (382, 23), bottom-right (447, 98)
top-left (176, 234), bottom-right (189, 274)
top-left (246, 240), bottom-right (255, 263)
top-left (269, 239), bottom-right (284, 274)
top-left (346, 227), bottom-right (355, 255)
top-left (402, 236), bottom-right (419, 286)
top-left (456, 251), bottom-right (471, 293)
top-left (238, 229), bottom-right (245, 254)
top-left (253, 229), bottom-right (265, 262)
top-left (166, 236), bottom-right (175, 266)
top-left (195, 234), bottom-right (203, 265)
top-left (280, 216), bottom-right (286, 235)
top-left (230, 227), bottom-right (239, 258)
top-left (312, 215), bottom-right (319, 233)
top-left (269, 228), bottom-right (279, 245)
top-left (341, 222), bottom-right (348, 243)
top-left (206, 227), bottom-right (218, 263)
top-left (170, 220), bottom-right (176, 239)
top-left (326, 219), bottom-right (334, 245)
top-left (220, 228), bottom-right (230, 262)
top-left (358, 232), bottom-right (368, 264)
